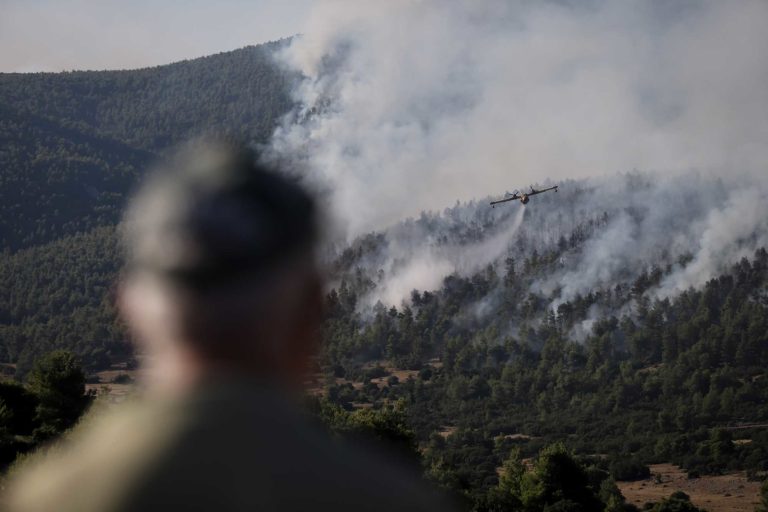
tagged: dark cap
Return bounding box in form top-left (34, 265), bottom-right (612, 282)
top-left (123, 140), bottom-right (317, 289)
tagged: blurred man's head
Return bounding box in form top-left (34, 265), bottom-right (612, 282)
top-left (120, 140), bottom-right (322, 391)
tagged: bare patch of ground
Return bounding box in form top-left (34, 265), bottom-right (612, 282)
top-left (617, 463), bottom-right (761, 512)
top-left (370, 368), bottom-right (419, 387)
top-left (438, 426), bottom-right (457, 439)
top-left (501, 433), bottom-right (535, 441)
top-left (84, 363), bottom-right (139, 403)
top-left (0, 363), bottom-right (16, 380)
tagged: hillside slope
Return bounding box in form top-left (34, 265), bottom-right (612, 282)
top-left (0, 42), bottom-right (297, 371)
top-left (0, 42), bottom-right (294, 153)
top-left (0, 103), bottom-right (151, 249)
top-left (0, 42), bottom-right (295, 252)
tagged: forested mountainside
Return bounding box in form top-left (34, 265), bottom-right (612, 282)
top-left (0, 42), bottom-right (296, 372)
top-left (0, 227), bottom-right (124, 374)
top-left (0, 42), bottom-right (293, 252)
top-left (320, 219), bottom-right (768, 504)
top-left (0, 103), bottom-right (150, 249)
top-left (0, 42), bottom-right (293, 153)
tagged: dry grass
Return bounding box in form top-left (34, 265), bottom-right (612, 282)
top-left (501, 433), bottom-right (535, 441)
top-left (370, 368), bottom-right (419, 387)
top-left (437, 426), bottom-right (458, 439)
top-left (306, 359), bottom-right (445, 396)
top-left (617, 463), bottom-right (761, 511)
top-left (84, 365), bottom-right (139, 404)
top-left (0, 363), bottom-right (16, 380)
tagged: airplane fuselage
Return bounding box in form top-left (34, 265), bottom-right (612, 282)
top-left (489, 185), bottom-right (557, 208)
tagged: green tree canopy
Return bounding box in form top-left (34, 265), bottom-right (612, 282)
top-left (27, 350), bottom-right (90, 441)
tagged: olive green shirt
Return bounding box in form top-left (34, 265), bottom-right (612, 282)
top-left (6, 378), bottom-right (453, 512)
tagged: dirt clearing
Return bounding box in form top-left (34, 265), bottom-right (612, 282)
top-left (617, 463), bottom-right (760, 511)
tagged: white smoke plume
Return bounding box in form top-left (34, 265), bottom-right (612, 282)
top-left (376, 206), bottom-right (526, 306)
top-left (269, 0), bottom-right (768, 306)
top-left (659, 186), bottom-right (768, 296)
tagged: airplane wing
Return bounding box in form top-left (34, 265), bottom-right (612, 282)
top-left (527, 185), bottom-right (558, 196)
top-left (490, 193), bottom-right (519, 206)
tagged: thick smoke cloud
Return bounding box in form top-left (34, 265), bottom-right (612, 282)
top-left (269, 0), bottom-right (768, 306)
top-left (375, 206), bottom-right (526, 306)
top-left (533, 172), bottom-right (768, 303)
top-left (659, 185), bottom-right (768, 295)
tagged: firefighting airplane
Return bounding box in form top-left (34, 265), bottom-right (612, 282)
top-left (490, 185), bottom-right (558, 207)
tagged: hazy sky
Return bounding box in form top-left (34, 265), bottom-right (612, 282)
top-left (0, 0), bottom-right (315, 72)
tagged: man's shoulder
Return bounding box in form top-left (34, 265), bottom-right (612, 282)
top-left (131, 388), bottom-right (455, 511)
top-left (6, 388), bottom-right (457, 512)
top-left (5, 400), bottom-right (184, 512)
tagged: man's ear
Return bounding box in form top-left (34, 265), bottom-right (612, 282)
top-left (117, 274), bottom-right (178, 351)
top-left (116, 276), bottom-right (156, 359)
top-left (116, 277), bottom-right (137, 335)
